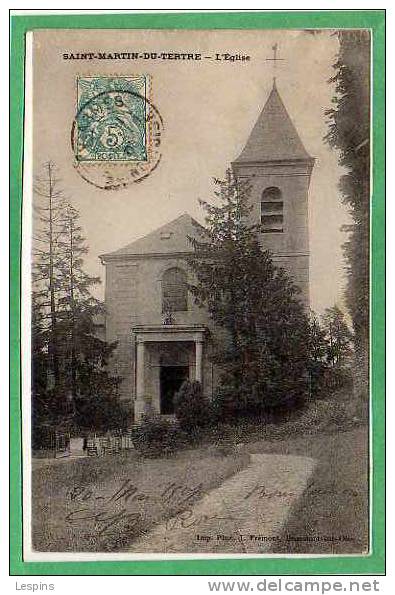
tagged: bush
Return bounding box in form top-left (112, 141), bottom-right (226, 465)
top-left (274, 394), bottom-right (363, 437)
top-left (212, 381), bottom-right (307, 422)
top-left (174, 380), bottom-right (211, 432)
top-left (75, 393), bottom-right (131, 433)
top-left (131, 415), bottom-right (185, 457)
top-left (310, 365), bottom-right (353, 399)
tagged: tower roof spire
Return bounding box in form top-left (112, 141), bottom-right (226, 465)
top-left (234, 82), bottom-right (311, 163)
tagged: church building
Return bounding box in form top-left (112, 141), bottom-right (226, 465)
top-left (100, 81), bottom-right (315, 420)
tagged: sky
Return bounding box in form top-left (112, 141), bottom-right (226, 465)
top-left (32, 28), bottom-right (352, 314)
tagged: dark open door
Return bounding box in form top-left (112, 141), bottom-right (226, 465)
top-left (160, 366), bottom-right (189, 414)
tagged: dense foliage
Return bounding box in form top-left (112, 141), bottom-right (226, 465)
top-left (32, 162), bottom-right (126, 439)
top-left (174, 380), bottom-right (209, 431)
top-left (188, 169), bottom-right (311, 416)
top-left (325, 31), bottom-right (370, 396)
top-left (308, 306), bottom-right (353, 396)
top-left (131, 416), bottom-right (186, 457)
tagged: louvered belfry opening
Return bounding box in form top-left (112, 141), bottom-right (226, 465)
top-left (261, 186), bottom-right (284, 233)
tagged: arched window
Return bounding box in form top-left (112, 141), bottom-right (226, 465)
top-left (162, 267), bottom-right (188, 313)
top-left (261, 186), bottom-right (284, 233)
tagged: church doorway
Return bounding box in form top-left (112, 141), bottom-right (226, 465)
top-left (159, 365), bottom-right (189, 414)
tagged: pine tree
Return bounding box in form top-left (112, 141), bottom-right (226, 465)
top-left (55, 203), bottom-right (102, 401)
top-left (32, 163), bottom-right (124, 433)
top-left (52, 204), bottom-right (123, 430)
top-left (31, 292), bottom-right (54, 443)
top-left (33, 161), bottom-right (68, 395)
top-left (188, 169), bottom-right (311, 415)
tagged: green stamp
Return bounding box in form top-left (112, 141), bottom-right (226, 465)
top-left (75, 75), bottom-right (149, 162)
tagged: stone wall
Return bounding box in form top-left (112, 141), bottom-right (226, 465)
top-left (104, 255), bottom-right (213, 406)
top-left (233, 159), bottom-right (313, 307)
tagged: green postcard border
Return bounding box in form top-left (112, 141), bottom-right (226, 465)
top-left (9, 10), bottom-right (385, 576)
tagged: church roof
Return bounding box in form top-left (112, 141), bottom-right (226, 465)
top-left (234, 81), bottom-right (311, 163)
top-left (101, 213), bottom-right (204, 260)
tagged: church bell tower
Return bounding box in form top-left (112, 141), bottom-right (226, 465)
top-left (232, 79), bottom-right (314, 306)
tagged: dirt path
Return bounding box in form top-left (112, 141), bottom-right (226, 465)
top-left (127, 453), bottom-right (316, 554)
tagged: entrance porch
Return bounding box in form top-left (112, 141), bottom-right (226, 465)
top-left (132, 325), bottom-right (207, 421)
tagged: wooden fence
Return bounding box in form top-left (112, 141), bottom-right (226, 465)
top-left (86, 431), bottom-right (134, 457)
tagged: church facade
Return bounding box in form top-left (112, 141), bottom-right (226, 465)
top-left (100, 82), bottom-right (315, 420)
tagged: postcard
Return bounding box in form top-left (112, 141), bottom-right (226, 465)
top-left (9, 12), bottom-right (385, 575)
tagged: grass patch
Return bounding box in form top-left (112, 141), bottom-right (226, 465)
top-left (197, 390), bottom-right (366, 446)
top-left (32, 391), bottom-right (368, 555)
top-left (32, 447), bottom-right (249, 552)
top-left (244, 426), bottom-right (369, 554)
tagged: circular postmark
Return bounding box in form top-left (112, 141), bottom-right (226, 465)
top-left (71, 88), bottom-right (164, 190)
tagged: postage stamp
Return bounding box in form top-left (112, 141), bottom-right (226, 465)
top-left (71, 75), bottom-right (163, 189)
top-left (75, 75), bottom-right (148, 162)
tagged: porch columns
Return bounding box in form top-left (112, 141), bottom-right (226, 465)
top-left (135, 339), bottom-right (145, 420)
top-left (195, 339), bottom-right (203, 384)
